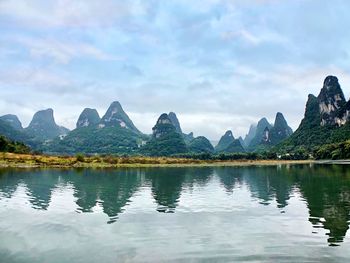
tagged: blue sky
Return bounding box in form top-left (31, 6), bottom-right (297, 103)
top-left (1, 0), bottom-right (350, 140)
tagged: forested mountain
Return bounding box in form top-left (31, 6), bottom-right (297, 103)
top-left (279, 76), bottom-right (350, 152)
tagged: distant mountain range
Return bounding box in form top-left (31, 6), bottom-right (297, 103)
top-left (2, 75), bottom-right (349, 157)
top-left (243, 112), bottom-right (293, 151)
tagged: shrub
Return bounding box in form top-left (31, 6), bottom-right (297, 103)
top-left (75, 153), bottom-right (85, 162)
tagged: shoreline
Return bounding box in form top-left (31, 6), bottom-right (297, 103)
top-left (0, 152), bottom-right (316, 168)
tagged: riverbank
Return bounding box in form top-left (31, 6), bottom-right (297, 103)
top-left (0, 152), bottom-right (315, 168)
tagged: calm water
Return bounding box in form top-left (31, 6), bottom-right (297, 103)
top-left (1, 165), bottom-right (350, 262)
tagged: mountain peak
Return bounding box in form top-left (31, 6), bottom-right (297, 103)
top-left (156, 113), bottom-right (172, 125)
top-left (26, 108), bottom-right (68, 141)
top-left (168, 112), bottom-right (182, 134)
top-left (323, 75), bottom-right (340, 89)
top-left (189, 136), bottom-right (214, 154)
top-left (318, 75), bottom-right (346, 126)
top-left (76, 108), bottom-right (100, 128)
top-left (257, 117), bottom-right (271, 129)
top-left (152, 113), bottom-right (175, 138)
top-left (109, 101), bottom-right (123, 109)
top-left (272, 112), bottom-right (293, 140)
top-left (274, 112), bottom-right (288, 128)
top-left (224, 130), bottom-right (234, 138)
top-left (215, 130), bottom-right (235, 152)
top-left (0, 114), bottom-right (23, 130)
top-left (247, 118), bottom-right (273, 149)
top-left (101, 101), bottom-right (140, 132)
top-left (30, 108), bottom-right (55, 125)
top-left (278, 76), bottom-right (350, 150)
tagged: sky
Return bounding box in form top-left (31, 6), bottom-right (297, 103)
top-left (1, 0), bottom-right (350, 140)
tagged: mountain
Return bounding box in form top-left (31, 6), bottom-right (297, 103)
top-left (244, 124), bottom-right (257, 147)
top-left (246, 113), bottom-right (293, 151)
top-left (279, 76), bottom-right (350, 151)
top-left (188, 136), bottom-right (214, 154)
top-left (46, 103), bottom-right (145, 154)
top-left (141, 113), bottom-right (188, 156)
top-left (269, 112), bottom-right (293, 145)
top-left (0, 119), bottom-right (36, 147)
top-left (318, 76), bottom-right (347, 126)
top-left (167, 112), bottom-right (196, 145)
top-left (222, 139), bottom-right (245, 153)
top-left (100, 101), bottom-right (140, 133)
top-left (168, 112), bottom-right (182, 134)
top-left (183, 132), bottom-right (194, 144)
top-left (25, 109), bottom-right (69, 141)
top-left (215, 130), bottom-right (235, 152)
top-left (76, 108), bottom-right (100, 128)
top-left (238, 136), bottom-right (245, 148)
top-left (0, 114), bottom-right (23, 130)
top-left (215, 130), bottom-right (245, 153)
top-left (247, 118), bottom-right (273, 150)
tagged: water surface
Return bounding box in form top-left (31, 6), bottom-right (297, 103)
top-left (1, 164), bottom-right (350, 262)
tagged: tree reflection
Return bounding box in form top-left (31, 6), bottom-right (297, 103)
top-left (145, 168), bottom-right (187, 213)
top-left (0, 165), bottom-right (350, 245)
top-left (294, 164), bottom-right (350, 245)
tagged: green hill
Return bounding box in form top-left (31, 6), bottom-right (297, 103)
top-left (141, 113), bottom-right (188, 156)
top-left (188, 136), bottom-right (214, 154)
top-left (0, 135), bottom-right (30, 153)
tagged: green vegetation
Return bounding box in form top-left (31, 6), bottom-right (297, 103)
top-left (0, 152), bottom-right (312, 168)
top-left (0, 119), bottom-right (37, 147)
top-left (0, 136), bottom-right (30, 154)
top-left (45, 126), bottom-right (146, 155)
top-left (141, 130), bottom-right (188, 156)
top-left (215, 130), bottom-right (245, 153)
top-left (220, 139), bottom-right (245, 153)
top-left (141, 113), bottom-right (188, 156)
top-left (188, 136), bottom-right (214, 154)
top-left (314, 140), bottom-right (350, 160)
top-left (247, 118), bottom-right (272, 150)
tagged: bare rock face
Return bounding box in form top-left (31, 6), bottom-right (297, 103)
top-left (76, 108), bottom-right (100, 128)
top-left (152, 113), bottom-right (174, 138)
top-left (318, 76), bottom-right (346, 126)
top-left (262, 127), bottom-right (271, 144)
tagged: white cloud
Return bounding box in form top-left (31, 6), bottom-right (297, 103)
top-left (10, 36), bottom-right (122, 63)
top-left (0, 0), bottom-right (139, 28)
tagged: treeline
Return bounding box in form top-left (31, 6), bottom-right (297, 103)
top-left (0, 135), bottom-right (30, 154)
top-left (313, 140), bottom-right (350, 160)
top-left (173, 151), bottom-right (309, 161)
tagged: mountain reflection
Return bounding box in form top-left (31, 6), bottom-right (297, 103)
top-left (145, 167), bottom-right (213, 213)
top-left (1, 165), bottom-right (350, 245)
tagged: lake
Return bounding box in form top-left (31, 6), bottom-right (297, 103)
top-left (1, 164), bottom-right (350, 262)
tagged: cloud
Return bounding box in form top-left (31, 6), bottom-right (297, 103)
top-left (10, 36), bottom-right (122, 64)
top-left (121, 64), bottom-right (143, 76)
top-left (0, 0), bottom-right (140, 28)
top-left (1, 0), bottom-right (350, 140)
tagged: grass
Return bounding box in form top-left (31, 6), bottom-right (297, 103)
top-left (0, 152), bottom-right (313, 168)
